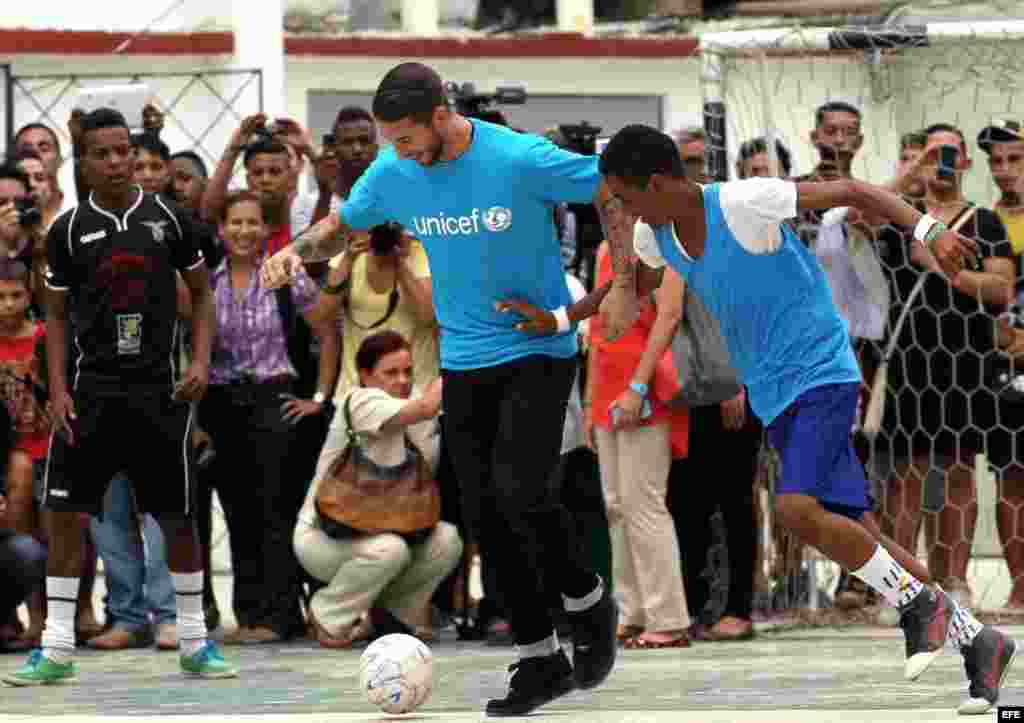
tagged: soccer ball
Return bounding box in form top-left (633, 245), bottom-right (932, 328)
top-left (359, 633), bottom-right (434, 714)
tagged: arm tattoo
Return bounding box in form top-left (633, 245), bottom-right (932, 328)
top-left (292, 216), bottom-right (353, 262)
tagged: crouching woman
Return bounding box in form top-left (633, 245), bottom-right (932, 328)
top-left (294, 330), bottom-right (462, 647)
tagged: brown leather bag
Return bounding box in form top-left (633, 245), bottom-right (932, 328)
top-left (315, 392), bottom-right (441, 545)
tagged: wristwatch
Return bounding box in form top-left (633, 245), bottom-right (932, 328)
top-left (313, 392), bottom-right (326, 405)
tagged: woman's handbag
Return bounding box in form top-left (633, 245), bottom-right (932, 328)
top-left (315, 393), bottom-right (441, 545)
top-left (668, 286), bottom-right (742, 408)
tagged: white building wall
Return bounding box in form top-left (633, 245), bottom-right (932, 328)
top-left (284, 54), bottom-right (702, 131)
top-left (6, 44), bottom-right (1022, 205)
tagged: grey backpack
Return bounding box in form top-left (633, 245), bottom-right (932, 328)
top-left (669, 286), bottom-right (742, 408)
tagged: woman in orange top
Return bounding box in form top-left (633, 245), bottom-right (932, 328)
top-left (584, 240), bottom-right (691, 649)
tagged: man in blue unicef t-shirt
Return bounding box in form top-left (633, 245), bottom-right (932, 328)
top-left (261, 62), bottom-right (616, 716)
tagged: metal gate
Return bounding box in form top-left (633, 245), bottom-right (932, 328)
top-left (2, 67), bottom-right (262, 184)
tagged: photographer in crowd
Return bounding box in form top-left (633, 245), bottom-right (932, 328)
top-left (320, 221), bottom-right (437, 401)
top-left (874, 123), bottom-right (1015, 611)
top-left (0, 162), bottom-right (47, 313)
top-left (13, 123), bottom-right (71, 220)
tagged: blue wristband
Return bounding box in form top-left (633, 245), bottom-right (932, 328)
top-left (629, 381), bottom-right (649, 397)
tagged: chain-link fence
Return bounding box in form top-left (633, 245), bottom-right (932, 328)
top-left (2, 67), bottom-right (262, 192)
top-left (700, 23), bottom-right (1024, 620)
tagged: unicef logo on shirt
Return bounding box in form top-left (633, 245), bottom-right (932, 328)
top-left (483, 206), bottom-right (513, 232)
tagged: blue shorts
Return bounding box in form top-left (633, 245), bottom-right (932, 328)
top-left (767, 383), bottom-right (872, 521)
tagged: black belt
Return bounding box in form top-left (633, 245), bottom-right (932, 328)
top-left (210, 375), bottom-right (294, 406)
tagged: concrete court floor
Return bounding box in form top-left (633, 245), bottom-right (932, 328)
top-left (2, 623), bottom-right (1022, 723)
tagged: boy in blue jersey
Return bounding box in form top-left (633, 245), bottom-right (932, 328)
top-left (508, 123), bottom-right (1014, 715)
top-left (261, 63), bottom-right (616, 717)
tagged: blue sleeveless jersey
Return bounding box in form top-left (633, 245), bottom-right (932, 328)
top-left (652, 182), bottom-right (861, 423)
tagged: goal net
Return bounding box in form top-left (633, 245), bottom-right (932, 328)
top-left (699, 21), bottom-right (1024, 618)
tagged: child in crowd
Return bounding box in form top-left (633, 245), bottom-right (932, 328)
top-left (0, 259), bottom-right (49, 648)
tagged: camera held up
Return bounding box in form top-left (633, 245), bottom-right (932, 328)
top-left (14, 198), bottom-right (41, 229)
top-left (369, 221), bottom-right (404, 256)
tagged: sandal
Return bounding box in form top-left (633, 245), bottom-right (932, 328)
top-left (623, 633), bottom-right (691, 650)
top-left (703, 617), bottom-right (755, 642)
top-left (617, 624), bottom-right (644, 642)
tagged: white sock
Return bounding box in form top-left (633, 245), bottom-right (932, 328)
top-left (563, 576), bottom-right (603, 613)
top-left (850, 545), bottom-right (924, 610)
top-left (172, 572), bottom-right (207, 656)
top-left (518, 632), bottom-right (560, 660)
top-left (40, 577), bottom-right (79, 664)
top-left (948, 602), bottom-right (984, 650)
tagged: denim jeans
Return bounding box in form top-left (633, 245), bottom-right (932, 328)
top-left (90, 474), bottom-right (175, 631)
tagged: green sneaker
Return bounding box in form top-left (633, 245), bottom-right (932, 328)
top-left (3, 649), bottom-right (77, 686)
top-left (179, 641), bottom-right (238, 679)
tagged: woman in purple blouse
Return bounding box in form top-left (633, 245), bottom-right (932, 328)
top-left (200, 190), bottom-right (339, 644)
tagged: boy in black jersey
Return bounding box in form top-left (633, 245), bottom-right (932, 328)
top-left (4, 109), bottom-right (237, 685)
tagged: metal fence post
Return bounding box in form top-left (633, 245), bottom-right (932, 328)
top-left (1, 64), bottom-right (13, 155)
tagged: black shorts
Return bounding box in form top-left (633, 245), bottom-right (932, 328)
top-left (42, 387), bottom-right (196, 518)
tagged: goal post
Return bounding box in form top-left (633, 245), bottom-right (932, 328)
top-left (699, 20), bottom-right (1024, 198)
top-left (696, 20), bottom-right (1024, 614)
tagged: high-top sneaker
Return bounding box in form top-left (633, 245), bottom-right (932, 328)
top-left (485, 649), bottom-right (575, 717)
top-left (567, 580), bottom-right (618, 690)
top-left (900, 586), bottom-right (954, 681)
top-left (956, 625), bottom-right (1017, 715)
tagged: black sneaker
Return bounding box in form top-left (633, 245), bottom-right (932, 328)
top-left (484, 649), bottom-right (575, 717)
top-left (567, 578), bottom-right (618, 690)
top-left (900, 587), bottom-right (954, 681)
top-left (957, 625), bottom-right (1018, 715)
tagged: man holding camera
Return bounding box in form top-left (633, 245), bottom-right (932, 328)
top-left (0, 164), bottom-right (45, 300)
top-left (202, 114), bottom-right (319, 251)
top-left (314, 106), bottom-right (436, 402)
top-left (873, 123), bottom-right (1015, 615)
